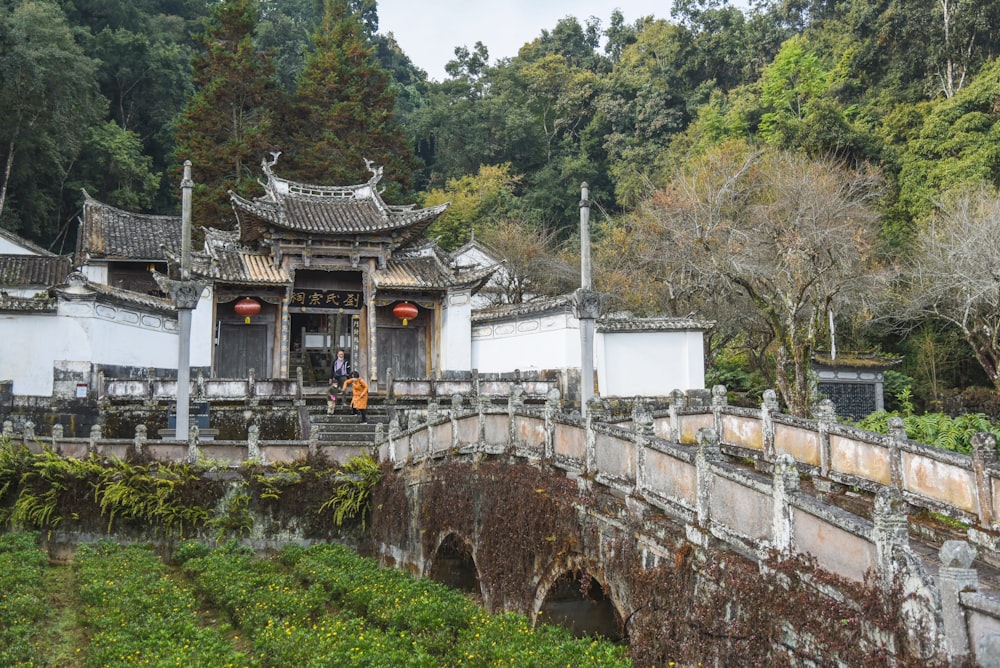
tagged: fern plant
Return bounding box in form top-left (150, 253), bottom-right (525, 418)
top-left (319, 455), bottom-right (381, 529)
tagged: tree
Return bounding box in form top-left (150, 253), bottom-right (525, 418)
top-left (279, 0), bottom-right (416, 194)
top-left (421, 164), bottom-right (522, 250)
top-left (634, 142), bottom-right (885, 416)
top-left (173, 0), bottom-right (280, 229)
top-left (477, 218), bottom-right (578, 305)
top-left (891, 186), bottom-right (1000, 391)
top-left (0, 0), bottom-right (104, 241)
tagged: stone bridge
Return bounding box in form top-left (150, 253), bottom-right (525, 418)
top-left (372, 387), bottom-right (1000, 666)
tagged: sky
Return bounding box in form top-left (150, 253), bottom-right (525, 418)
top-left (375, 1), bottom-right (680, 82)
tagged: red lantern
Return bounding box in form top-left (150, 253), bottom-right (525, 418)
top-left (234, 297), bottom-right (261, 324)
top-left (392, 301), bottom-right (418, 326)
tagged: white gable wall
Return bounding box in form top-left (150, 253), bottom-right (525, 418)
top-left (472, 311), bottom-right (581, 373)
top-left (597, 330), bottom-right (705, 397)
top-left (441, 289), bottom-right (473, 372)
top-left (0, 290), bottom-right (213, 397)
top-left (0, 235), bottom-right (39, 255)
top-left (470, 307), bottom-right (707, 395)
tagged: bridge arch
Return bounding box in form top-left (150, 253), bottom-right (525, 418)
top-left (532, 553), bottom-right (625, 641)
top-left (427, 531), bottom-right (481, 598)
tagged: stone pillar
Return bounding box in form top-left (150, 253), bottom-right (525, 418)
top-left (450, 394), bottom-right (463, 452)
top-left (815, 398), bottom-right (836, 477)
top-left (873, 487), bottom-right (909, 589)
top-left (24, 420), bottom-right (36, 447)
top-left (477, 394), bottom-right (492, 448)
top-left (51, 423), bottom-right (63, 450)
top-left (710, 385), bottom-right (727, 442)
top-left (133, 424), bottom-right (147, 458)
top-left (938, 540), bottom-right (977, 659)
top-left (668, 389), bottom-right (686, 443)
top-left (695, 427), bottom-right (722, 528)
top-left (771, 454), bottom-right (799, 554)
top-left (633, 400), bottom-right (654, 496)
top-left (295, 366), bottom-right (304, 404)
top-left (887, 416), bottom-right (906, 488)
top-left (247, 424), bottom-right (261, 461)
top-left (308, 424), bottom-right (319, 459)
top-left (87, 423), bottom-right (100, 455)
top-left (3, 420), bottom-right (12, 437)
top-left (509, 385), bottom-right (525, 450)
top-left (544, 388), bottom-right (561, 460)
top-left (971, 432), bottom-right (997, 528)
top-left (761, 389), bottom-right (779, 460)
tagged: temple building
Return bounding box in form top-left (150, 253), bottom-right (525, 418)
top-left (1, 157), bottom-right (709, 415)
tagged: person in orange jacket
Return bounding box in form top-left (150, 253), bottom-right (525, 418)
top-left (341, 371), bottom-right (369, 423)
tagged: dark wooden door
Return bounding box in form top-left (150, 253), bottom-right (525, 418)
top-left (217, 324), bottom-right (268, 378)
top-left (377, 327), bottom-right (424, 379)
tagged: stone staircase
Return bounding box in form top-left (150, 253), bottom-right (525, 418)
top-left (304, 394), bottom-right (391, 446)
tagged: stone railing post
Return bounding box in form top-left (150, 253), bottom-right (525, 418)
top-left (761, 389), bottom-right (779, 460)
top-left (633, 400), bottom-right (654, 496)
top-left (873, 487), bottom-right (909, 590)
top-left (425, 397), bottom-right (439, 455)
top-left (247, 424), bottom-right (261, 461)
top-left (544, 388), bottom-right (561, 460)
top-left (451, 394), bottom-right (463, 451)
top-left (772, 454), bottom-right (799, 554)
top-left (696, 427), bottom-right (722, 528)
top-left (668, 389), bottom-right (685, 442)
top-left (389, 416), bottom-right (402, 463)
top-left (133, 424), bottom-right (147, 458)
top-left (710, 385), bottom-right (727, 442)
top-left (308, 424), bottom-right (319, 459)
top-left (477, 395), bottom-right (492, 449)
top-left (887, 416), bottom-right (907, 488)
top-left (971, 432), bottom-right (997, 528)
top-left (295, 366), bottom-right (304, 402)
top-left (509, 385), bottom-right (525, 450)
top-left (585, 397), bottom-right (605, 473)
top-left (24, 420), bottom-right (36, 447)
top-left (3, 420), bottom-right (13, 438)
top-left (87, 423), bottom-right (100, 454)
top-left (247, 368), bottom-right (257, 406)
top-left (51, 423), bottom-right (63, 450)
top-left (815, 398), bottom-right (836, 478)
top-left (386, 367), bottom-right (395, 404)
top-left (196, 369), bottom-right (205, 398)
top-left (187, 425), bottom-right (200, 463)
top-left (938, 540), bottom-right (978, 659)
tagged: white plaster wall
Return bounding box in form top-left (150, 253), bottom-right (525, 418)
top-left (597, 330), bottom-right (705, 396)
top-left (190, 285), bottom-right (214, 367)
top-left (79, 264), bottom-right (108, 284)
top-left (0, 236), bottom-right (36, 254)
top-left (472, 315), bottom-right (581, 372)
top-left (0, 297), bottom-right (203, 396)
top-left (441, 289), bottom-right (472, 372)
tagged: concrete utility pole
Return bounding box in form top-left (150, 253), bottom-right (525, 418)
top-left (154, 161), bottom-right (205, 441)
top-left (575, 182), bottom-right (599, 416)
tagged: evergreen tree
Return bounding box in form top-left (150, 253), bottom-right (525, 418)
top-left (279, 0), bottom-right (416, 196)
top-left (173, 0), bottom-right (280, 229)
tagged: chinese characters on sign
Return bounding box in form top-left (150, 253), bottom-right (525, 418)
top-left (289, 289), bottom-right (362, 311)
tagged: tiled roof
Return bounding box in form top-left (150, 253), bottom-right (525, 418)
top-left (374, 256), bottom-right (454, 291)
top-left (77, 191), bottom-right (181, 261)
top-left (191, 248), bottom-right (289, 286)
top-left (0, 254), bottom-right (72, 288)
top-left (597, 315), bottom-right (714, 332)
top-left (472, 295), bottom-right (575, 323)
top-left (56, 272), bottom-right (175, 313)
top-left (229, 157), bottom-right (447, 251)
